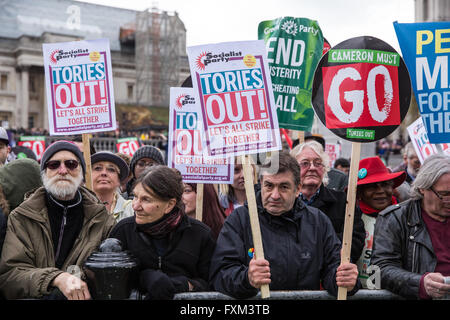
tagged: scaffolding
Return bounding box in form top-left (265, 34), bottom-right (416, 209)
top-left (135, 6), bottom-right (185, 107)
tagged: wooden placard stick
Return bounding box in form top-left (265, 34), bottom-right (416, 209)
top-left (242, 154), bottom-right (270, 299)
top-left (82, 133), bottom-right (93, 191)
top-left (337, 142), bottom-right (361, 300)
top-left (297, 130), bottom-right (305, 145)
top-left (195, 183), bottom-right (204, 222)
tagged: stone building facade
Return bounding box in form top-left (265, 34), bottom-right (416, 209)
top-left (0, 0), bottom-right (190, 130)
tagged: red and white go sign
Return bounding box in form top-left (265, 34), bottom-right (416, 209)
top-left (18, 136), bottom-right (46, 160)
top-left (116, 137), bottom-right (140, 157)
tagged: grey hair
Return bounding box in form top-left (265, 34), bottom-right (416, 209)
top-left (290, 140), bottom-right (330, 186)
top-left (403, 142), bottom-right (417, 159)
top-left (410, 153), bottom-right (450, 200)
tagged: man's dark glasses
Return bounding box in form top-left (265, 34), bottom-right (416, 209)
top-left (45, 160), bottom-right (79, 171)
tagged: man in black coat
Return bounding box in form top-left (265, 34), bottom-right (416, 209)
top-left (291, 140), bottom-right (365, 263)
top-left (209, 152), bottom-right (360, 299)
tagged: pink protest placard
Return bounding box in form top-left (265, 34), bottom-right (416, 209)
top-left (43, 39), bottom-right (116, 135)
top-left (187, 40), bottom-right (281, 158)
top-left (168, 87), bottom-right (234, 184)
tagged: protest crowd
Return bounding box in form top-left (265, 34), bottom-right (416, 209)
top-left (0, 123), bottom-right (448, 301)
top-left (0, 9), bottom-right (449, 304)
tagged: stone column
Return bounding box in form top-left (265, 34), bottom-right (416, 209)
top-left (21, 66), bottom-right (29, 129)
top-left (14, 67), bottom-right (22, 129)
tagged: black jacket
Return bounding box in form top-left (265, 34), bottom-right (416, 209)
top-left (209, 191), bottom-right (361, 299)
top-left (371, 199), bottom-right (436, 299)
top-left (109, 214), bottom-right (216, 292)
top-left (0, 208), bottom-right (6, 259)
top-left (307, 185), bottom-right (365, 263)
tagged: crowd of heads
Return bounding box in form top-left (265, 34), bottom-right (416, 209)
top-left (0, 124), bottom-right (449, 300)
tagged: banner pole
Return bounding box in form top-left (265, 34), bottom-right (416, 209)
top-left (195, 183), bottom-right (204, 222)
top-left (82, 133), bottom-right (93, 191)
top-left (337, 142), bottom-right (361, 300)
top-left (242, 155), bottom-right (270, 299)
top-left (298, 131), bottom-right (305, 145)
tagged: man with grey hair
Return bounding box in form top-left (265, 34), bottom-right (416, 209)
top-left (393, 142), bottom-right (421, 202)
top-left (371, 153), bottom-right (450, 299)
top-left (0, 140), bottom-right (115, 300)
top-left (290, 140), bottom-right (365, 263)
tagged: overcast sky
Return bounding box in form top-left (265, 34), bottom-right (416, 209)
top-left (77, 0), bottom-right (415, 52)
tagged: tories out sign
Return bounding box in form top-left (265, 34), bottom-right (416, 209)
top-left (312, 36), bottom-right (411, 142)
top-left (394, 21), bottom-right (450, 144)
top-left (187, 40), bottom-right (281, 157)
top-left (407, 117), bottom-right (450, 163)
top-left (43, 38), bottom-right (116, 135)
top-left (168, 87), bottom-right (233, 183)
top-left (258, 17), bottom-right (324, 131)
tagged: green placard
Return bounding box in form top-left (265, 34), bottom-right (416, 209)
top-left (117, 137), bottom-right (138, 143)
top-left (19, 136), bottom-right (45, 141)
top-left (258, 17), bottom-right (324, 131)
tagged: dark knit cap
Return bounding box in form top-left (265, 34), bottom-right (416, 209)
top-left (91, 151), bottom-right (130, 182)
top-left (40, 140), bottom-right (86, 175)
top-left (130, 145), bottom-right (164, 176)
top-left (0, 158), bottom-right (42, 212)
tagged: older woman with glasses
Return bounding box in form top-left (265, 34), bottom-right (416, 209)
top-left (291, 141), bottom-right (366, 265)
top-left (371, 154), bottom-right (450, 299)
top-left (91, 151), bottom-right (134, 222)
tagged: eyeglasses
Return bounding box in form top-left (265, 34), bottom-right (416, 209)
top-left (136, 160), bottom-right (155, 168)
top-left (430, 187), bottom-right (450, 201)
top-left (45, 159), bottom-right (79, 171)
top-left (299, 159), bottom-right (324, 169)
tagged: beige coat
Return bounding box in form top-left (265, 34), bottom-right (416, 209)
top-left (0, 186), bottom-right (115, 299)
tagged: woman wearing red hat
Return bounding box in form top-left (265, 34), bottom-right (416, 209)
top-left (355, 156), bottom-right (406, 288)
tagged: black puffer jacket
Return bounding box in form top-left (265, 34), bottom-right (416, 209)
top-left (307, 184), bottom-right (365, 263)
top-left (209, 191), bottom-right (361, 299)
top-left (109, 214), bottom-right (216, 293)
top-left (371, 199), bottom-right (436, 299)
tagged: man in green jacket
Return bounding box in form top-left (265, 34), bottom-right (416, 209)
top-left (0, 141), bottom-right (115, 300)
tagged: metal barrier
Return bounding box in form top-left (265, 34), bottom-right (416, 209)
top-left (173, 289), bottom-right (402, 300)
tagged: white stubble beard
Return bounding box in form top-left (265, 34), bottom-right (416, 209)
top-left (42, 170), bottom-right (83, 200)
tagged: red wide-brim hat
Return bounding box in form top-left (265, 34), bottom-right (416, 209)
top-left (357, 156), bottom-right (406, 189)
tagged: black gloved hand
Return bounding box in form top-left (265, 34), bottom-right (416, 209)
top-left (169, 275), bottom-right (189, 293)
top-left (139, 269), bottom-right (175, 300)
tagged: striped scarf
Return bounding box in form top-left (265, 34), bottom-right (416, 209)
top-left (136, 208), bottom-right (183, 238)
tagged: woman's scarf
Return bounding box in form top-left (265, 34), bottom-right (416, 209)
top-left (358, 196), bottom-right (398, 217)
top-left (136, 207), bottom-right (183, 237)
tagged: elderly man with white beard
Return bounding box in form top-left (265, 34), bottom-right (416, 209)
top-left (0, 140), bottom-right (115, 300)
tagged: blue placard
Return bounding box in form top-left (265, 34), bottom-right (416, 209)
top-left (394, 21), bottom-right (450, 144)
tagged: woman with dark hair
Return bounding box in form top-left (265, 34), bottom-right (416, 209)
top-left (109, 165), bottom-right (216, 300)
top-left (182, 183), bottom-right (226, 240)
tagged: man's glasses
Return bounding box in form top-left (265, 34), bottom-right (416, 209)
top-left (430, 187), bottom-right (450, 201)
top-left (299, 159), bottom-right (324, 169)
top-left (45, 159), bottom-right (79, 171)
